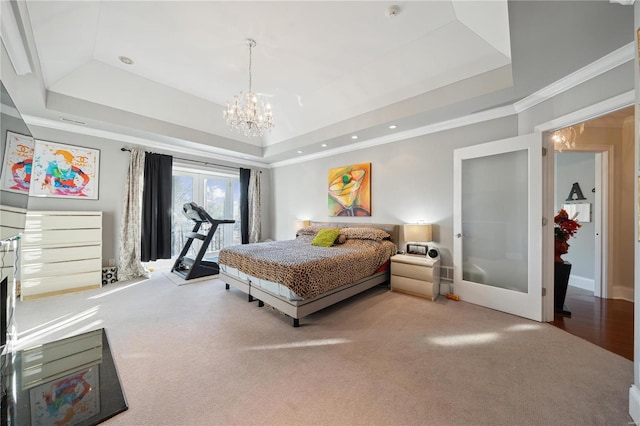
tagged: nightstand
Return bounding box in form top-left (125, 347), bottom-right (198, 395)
top-left (390, 254), bottom-right (441, 300)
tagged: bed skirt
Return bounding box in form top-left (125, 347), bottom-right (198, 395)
top-left (220, 269), bottom-right (389, 326)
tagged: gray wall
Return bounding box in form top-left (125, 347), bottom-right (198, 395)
top-left (518, 62), bottom-right (634, 134)
top-left (270, 116), bottom-right (519, 269)
top-left (509, 0), bottom-right (633, 97)
top-left (555, 152), bottom-right (595, 283)
top-left (20, 126), bottom-right (127, 266)
top-left (20, 125), bottom-right (272, 266)
top-left (1, 0), bottom-right (635, 280)
top-left (0, 111), bottom-right (31, 211)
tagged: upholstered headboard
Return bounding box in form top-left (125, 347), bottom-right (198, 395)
top-left (309, 221), bottom-right (399, 244)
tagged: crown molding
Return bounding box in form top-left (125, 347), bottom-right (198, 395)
top-left (514, 42), bottom-right (634, 113)
top-left (0, 0), bottom-right (32, 75)
top-left (22, 115), bottom-right (270, 169)
top-left (270, 104), bottom-right (517, 168)
top-left (533, 90), bottom-right (635, 133)
top-left (0, 104), bottom-right (22, 120)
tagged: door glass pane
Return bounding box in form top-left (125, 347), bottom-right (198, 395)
top-left (461, 149), bottom-right (528, 293)
top-left (172, 175), bottom-right (195, 257)
top-left (204, 178), bottom-right (227, 252)
top-left (172, 171), bottom-right (240, 256)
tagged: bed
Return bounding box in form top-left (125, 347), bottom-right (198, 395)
top-left (218, 222), bottom-right (398, 327)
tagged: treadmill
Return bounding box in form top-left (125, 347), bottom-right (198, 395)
top-left (171, 202), bottom-right (235, 280)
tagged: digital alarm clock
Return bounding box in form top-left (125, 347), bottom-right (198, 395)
top-left (406, 243), bottom-right (428, 256)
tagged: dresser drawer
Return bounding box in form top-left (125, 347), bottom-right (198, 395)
top-left (392, 261), bottom-right (434, 281)
top-left (22, 258), bottom-right (102, 279)
top-left (22, 244), bottom-right (101, 263)
top-left (22, 271), bottom-right (101, 299)
top-left (391, 275), bottom-right (438, 300)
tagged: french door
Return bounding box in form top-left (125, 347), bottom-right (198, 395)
top-left (453, 133), bottom-right (543, 321)
top-left (172, 168), bottom-right (240, 258)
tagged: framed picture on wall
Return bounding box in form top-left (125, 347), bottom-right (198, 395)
top-left (328, 162), bottom-right (371, 216)
top-left (0, 130), bottom-right (34, 194)
top-left (29, 140), bottom-right (100, 200)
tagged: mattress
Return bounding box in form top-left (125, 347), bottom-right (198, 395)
top-left (219, 263), bottom-right (303, 301)
top-left (218, 227), bottom-right (397, 300)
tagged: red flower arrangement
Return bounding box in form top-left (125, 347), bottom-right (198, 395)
top-left (554, 209), bottom-right (581, 263)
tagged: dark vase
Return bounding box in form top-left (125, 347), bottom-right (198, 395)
top-left (554, 239), bottom-right (569, 263)
top-left (554, 261), bottom-right (572, 316)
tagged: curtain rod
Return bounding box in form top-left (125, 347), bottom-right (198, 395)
top-left (120, 147), bottom-right (261, 172)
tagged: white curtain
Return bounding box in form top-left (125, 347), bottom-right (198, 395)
top-left (248, 170), bottom-right (261, 243)
top-left (118, 148), bottom-right (150, 281)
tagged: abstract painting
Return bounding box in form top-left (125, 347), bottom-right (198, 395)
top-left (0, 131), bottom-right (34, 194)
top-left (328, 163), bottom-right (371, 216)
top-left (30, 140), bottom-right (100, 199)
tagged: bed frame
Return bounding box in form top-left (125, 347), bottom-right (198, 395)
top-left (220, 222), bottom-right (399, 327)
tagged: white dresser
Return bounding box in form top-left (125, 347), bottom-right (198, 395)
top-left (21, 211), bottom-right (102, 300)
top-left (0, 205), bottom-right (27, 287)
top-left (390, 254), bottom-right (440, 300)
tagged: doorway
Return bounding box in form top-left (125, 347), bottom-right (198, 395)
top-left (554, 151), bottom-right (605, 297)
top-left (547, 105), bottom-right (635, 360)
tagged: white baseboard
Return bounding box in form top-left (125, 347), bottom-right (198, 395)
top-left (568, 275), bottom-right (594, 292)
top-left (612, 285), bottom-right (634, 302)
top-left (629, 385), bottom-right (640, 424)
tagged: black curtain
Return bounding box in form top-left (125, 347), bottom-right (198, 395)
top-left (141, 153), bottom-right (173, 261)
top-left (239, 168), bottom-right (251, 244)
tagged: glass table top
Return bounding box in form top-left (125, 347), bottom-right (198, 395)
top-left (2, 328), bottom-right (127, 425)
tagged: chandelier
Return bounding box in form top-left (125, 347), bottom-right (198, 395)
top-left (551, 123), bottom-right (584, 151)
top-left (223, 39), bottom-right (274, 137)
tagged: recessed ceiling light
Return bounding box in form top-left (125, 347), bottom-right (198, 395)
top-left (386, 6), bottom-right (400, 18)
top-left (389, 124), bottom-right (397, 129)
top-left (119, 56), bottom-right (134, 65)
top-left (351, 135), bottom-right (358, 140)
top-left (321, 144), bottom-right (327, 147)
top-left (297, 150), bottom-right (303, 154)
top-left (59, 117), bottom-right (86, 126)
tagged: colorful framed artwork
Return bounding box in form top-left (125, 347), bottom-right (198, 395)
top-left (328, 162), bottom-right (371, 216)
top-left (30, 366), bottom-right (100, 426)
top-left (30, 140), bottom-right (100, 199)
top-left (0, 130), bottom-right (35, 194)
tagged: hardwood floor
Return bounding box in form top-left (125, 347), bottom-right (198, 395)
top-left (550, 286), bottom-right (634, 361)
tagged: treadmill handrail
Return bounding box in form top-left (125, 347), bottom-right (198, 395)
top-left (182, 202), bottom-right (235, 225)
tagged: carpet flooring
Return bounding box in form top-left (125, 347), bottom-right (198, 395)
top-left (14, 271), bottom-right (634, 425)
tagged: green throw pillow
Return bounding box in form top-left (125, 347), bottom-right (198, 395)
top-left (311, 228), bottom-right (341, 247)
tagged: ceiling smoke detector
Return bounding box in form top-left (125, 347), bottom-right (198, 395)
top-left (386, 6), bottom-right (400, 17)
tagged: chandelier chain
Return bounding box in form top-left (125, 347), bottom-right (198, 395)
top-left (248, 41), bottom-right (252, 94)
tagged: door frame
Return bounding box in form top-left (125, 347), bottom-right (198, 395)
top-left (534, 91), bottom-right (633, 320)
top-left (552, 147), bottom-right (611, 297)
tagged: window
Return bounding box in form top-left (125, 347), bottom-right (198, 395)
top-left (172, 166), bottom-right (240, 258)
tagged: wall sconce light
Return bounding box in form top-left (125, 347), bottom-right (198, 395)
top-left (295, 219), bottom-right (311, 231)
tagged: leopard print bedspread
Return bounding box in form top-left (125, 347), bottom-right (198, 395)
top-left (218, 236), bottom-right (397, 299)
